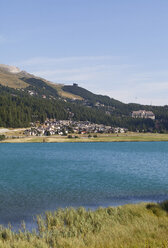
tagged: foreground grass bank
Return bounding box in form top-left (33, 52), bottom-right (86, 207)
top-left (2, 132), bottom-right (168, 143)
top-left (0, 201), bottom-right (168, 248)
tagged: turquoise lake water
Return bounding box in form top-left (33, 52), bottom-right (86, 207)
top-left (0, 142), bottom-right (168, 229)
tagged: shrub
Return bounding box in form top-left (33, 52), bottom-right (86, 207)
top-left (159, 200), bottom-right (168, 212)
top-left (0, 135), bottom-right (5, 141)
top-left (146, 200), bottom-right (168, 216)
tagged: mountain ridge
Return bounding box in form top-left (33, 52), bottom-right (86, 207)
top-left (0, 64), bottom-right (83, 100)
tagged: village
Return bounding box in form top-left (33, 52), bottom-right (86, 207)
top-left (24, 119), bottom-right (128, 137)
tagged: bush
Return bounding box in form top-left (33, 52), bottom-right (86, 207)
top-left (146, 203), bottom-right (166, 217)
top-left (146, 200), bottom-right (168, 216)
top-left (45, 131), bottom-right (51, 136)
top-left (159, 200), bottom-right (168, 212)
top-left (68, 135), bottom-right (72, 138)
top-left (0, 135), bottom-right (5, 141)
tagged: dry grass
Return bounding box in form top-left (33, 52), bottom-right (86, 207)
top-left (0, 72), bottom-right (28, 88)
top-left (0, 70), bottom-right (83, 100)
top-left (0, 128), bottom-right (26, 137)
top-left (47, 82), bottom-right (83, 100)
top-left (0, 202), bottom-right (168, 247)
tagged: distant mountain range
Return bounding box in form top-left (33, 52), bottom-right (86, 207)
top-left (0, 63), bottom-right (168, 132)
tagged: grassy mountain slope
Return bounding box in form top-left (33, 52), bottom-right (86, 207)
top-left (0, 71), bottom-right (29, 88)
top-left (47, 82), bottom-right (83, 100)
top-left (0, 64), bottom-right (83, 100)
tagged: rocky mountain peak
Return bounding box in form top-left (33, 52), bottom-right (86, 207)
top-left (0, 64), bottom-right (21, 74)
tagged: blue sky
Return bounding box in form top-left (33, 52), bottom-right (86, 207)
top-left (1, 0), bottom-right (168, 105)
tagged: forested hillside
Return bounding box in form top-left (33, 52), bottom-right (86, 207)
top-left (63, 85), bottom-right (123, 107)
top-left (1, 64), bottom-right (168, 132)
top-left (0, 84), bottom-right (163, 131)
top-left (63, 84), bottom-right (168, 118)
top-left (0, 85), bottom-right (67, 127)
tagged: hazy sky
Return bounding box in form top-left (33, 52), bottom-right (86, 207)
top-left (1, 0), bottom-right (168, 105)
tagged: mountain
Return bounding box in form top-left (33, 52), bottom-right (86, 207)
top-left (0, 63), bottom-right (168, 132)
top-left (0, 64), bottom-right (82, 99)
top-left (0, 64), bottom-right (21, 74)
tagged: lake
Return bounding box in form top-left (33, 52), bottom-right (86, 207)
top-left (0, 142), bottom-right (168, 229)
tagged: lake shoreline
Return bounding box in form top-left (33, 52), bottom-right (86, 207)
top-left (2, 133), bottom-right (168, 143)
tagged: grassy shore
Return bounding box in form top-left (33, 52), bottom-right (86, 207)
top-left (2, 132), bottom-right (168, 143)
top-left (0, 201), bottom-right (168, 248)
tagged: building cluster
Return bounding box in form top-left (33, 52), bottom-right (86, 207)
top-left (132, 110), bottom-right (155, 120)
top-left (24, 119), bottom-right (127, 136)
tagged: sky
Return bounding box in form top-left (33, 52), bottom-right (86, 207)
top-left (1, 0), bottom-right (168, 105)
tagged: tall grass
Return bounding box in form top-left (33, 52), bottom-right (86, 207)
top-left (0, 201), bottom-right (168, 248)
